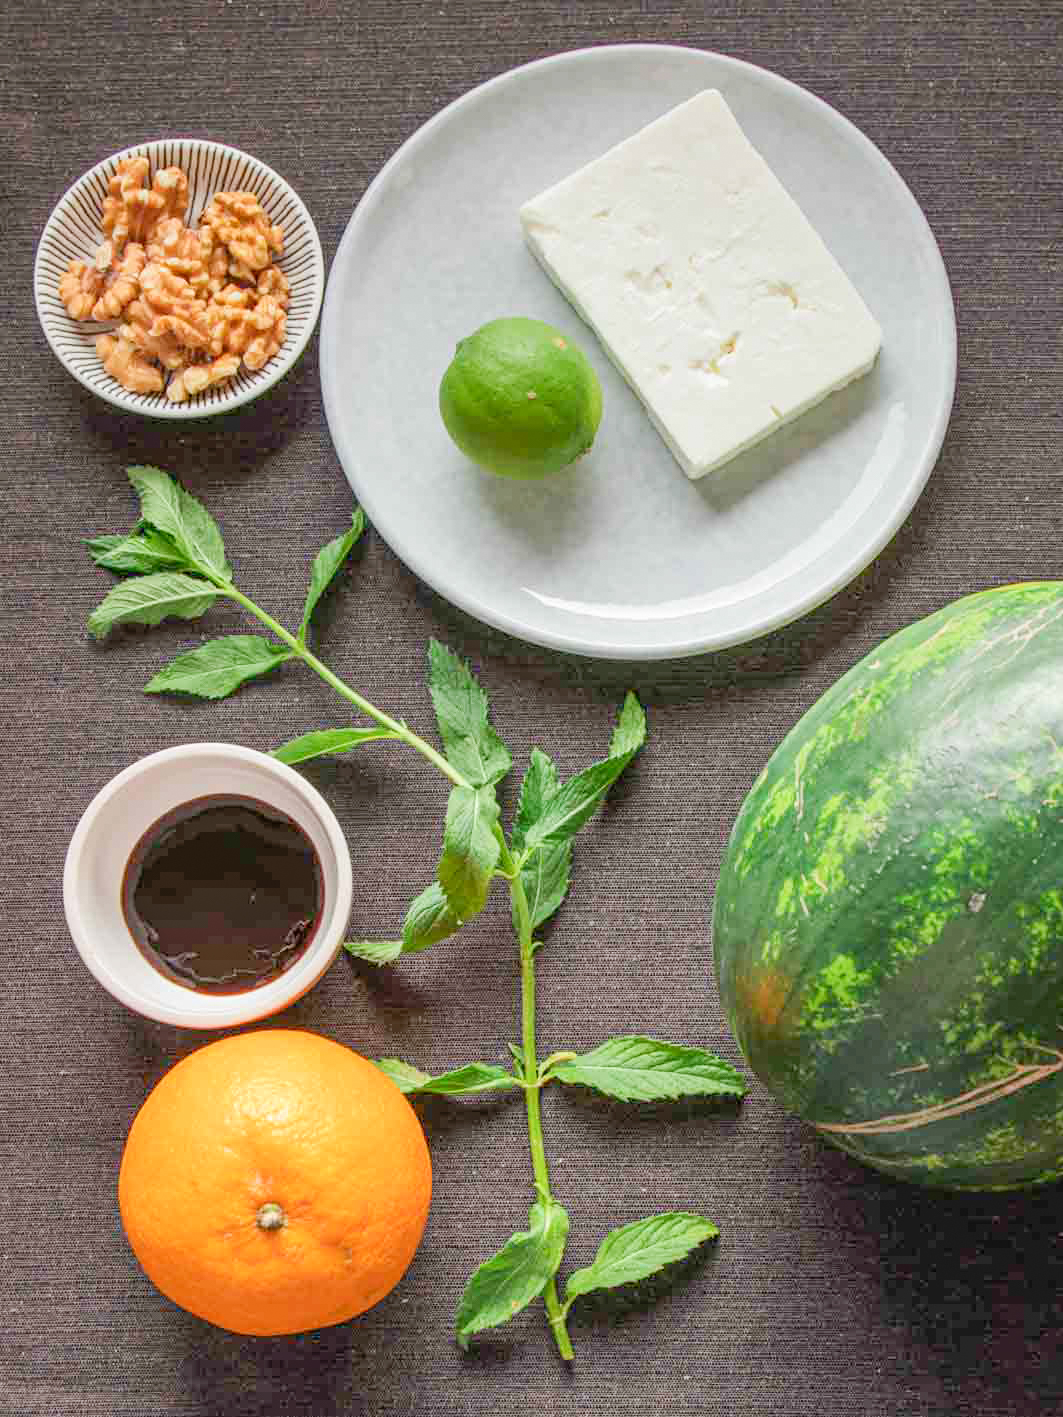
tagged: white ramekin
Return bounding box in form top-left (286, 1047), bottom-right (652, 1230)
top-left (63, 744), bottom-right (353, 1028)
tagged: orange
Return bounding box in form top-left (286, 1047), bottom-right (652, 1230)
top-left (118, 1029), bottom-right (432, 1336)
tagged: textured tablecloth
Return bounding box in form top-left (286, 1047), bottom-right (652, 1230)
top-left (5, 2), bottom-right (1063, 1414)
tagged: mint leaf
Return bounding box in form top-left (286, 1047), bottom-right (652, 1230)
top-left (512, 748), bottom-right (559, 850)
top-left (512, 750), bottom-right (571, 930)
top-left (378, 1060), bottom-right (520, 1097)
top-left (521, 841), bottom-right (572, 931)
top-left (343, 939), bottom-right (403, 966)
top-left (514, 752), bottom-right (570, 926)
top-left (456, 1198), bottom-right (569, 1349)
top-left (376, 1058), bottom-right (433, 1092)
top-left (427, 640), bottom-right (511, 788)
top-left (86, 534), bottom-right (125, 559)
top-left (521, 695), bottom-right (645, 851)
top-left (87, 527), bottom-right (191, 574)
top-left (127, 466), bottom-right (230, 581)
top-left (529, 1196), bottom-right (570, 1279)
top-left (609, 691), bottom-right (648, 758)
top-left (144, 635), bottom-right (292, 699)
top-left (418, 1064), bottom-right (518, 1096)
top-left (521, 754), bottom-right (634, 849)
top-left (87, 572), bottom-right (217, 638)
top-left (563, 1213), bottom-right (717, 1304)
top-left (437, 784), bottom-right (500, 921)
top-left (403, 881), bottom-right (461, 952)
top-left (299, 509), bottom-right (365, 640)
top-left (342, 884), bottom-right (461, 966)
top-left (550, 1037), bottom-right (746, 1102)
top-left (272, 727), bottom-right (399, 765)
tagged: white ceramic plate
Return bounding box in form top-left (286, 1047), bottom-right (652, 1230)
top-left (320, 45), bottom-right (956, 659)
top-left (35, 139), bottom-right (324, 418)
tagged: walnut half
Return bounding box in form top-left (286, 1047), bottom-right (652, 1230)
top-left (101, 159), bottom-right (188, 250)
top-left (95, 333), bottom-right (165, 395)
top-left (200, 191), bottom-right (284, 273)
top-left (90, 242), bottom-right (147, 322)
top-left (202, 282), bottom-right (285, 368)
top-left (166, 354), bottom-right (241, 404)
top-left (58, 259), bottom-right (105, 320)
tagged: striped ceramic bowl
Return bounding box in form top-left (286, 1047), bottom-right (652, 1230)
top-left (34, 139), bottom-right (324, 418)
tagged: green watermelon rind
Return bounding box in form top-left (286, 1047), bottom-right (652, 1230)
top-left (712, 582), bottom-right (1063, 1190)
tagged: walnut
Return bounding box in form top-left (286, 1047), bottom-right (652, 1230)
top-left (152, 167), bottom-right (189, 226)
top-left (138, 258), bottom-right (198, 307)
top-left (100, 158), bottom-right (149, 248)
top-left (90, 242), bottom-right (147, 321)
top-left (202, 284), bottom-right (285, 368)
top-left (146, 218), bottom-right (231, 298)
top-left (136, 262), bottom-right (212, 347)
top-left (96, 333), bottom-right (164, 394)
top-left (256, 264), bottom-right (290, 309)
top-left (166, 353), bottom-right (241, 404)
top-left (101, 160), bottom-right (188, 249)
top-left (179, 223), bottom-right (231, 295)
top-left (148, 216), bottom-right (192, 260)
top-left (227, 255), bottom-right (258, 284)
top-left (212, 281), bottom-right (254, 309)
top-left (154, 309), bottom-right (211, 351)
top-left (203, 283), bottom-right (253, 357)
top-left (119, 300), bottom-right (187, 371)
top-left (58, 259), bottom-right (105, 320)
top-left (200, 191), bottom-right (283, 272)
top-left (121, 287), bottom-right (211, 369)
top-left (243, 293), bottom-right (287, 370)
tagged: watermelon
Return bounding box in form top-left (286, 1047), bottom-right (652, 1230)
top-left (713, 583), bottom-right (1063, 1190)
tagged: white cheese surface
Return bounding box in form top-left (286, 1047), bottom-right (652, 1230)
top-left (519, 90), bottom-right (883, 479)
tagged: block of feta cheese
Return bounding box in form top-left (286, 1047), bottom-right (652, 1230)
top-left (519, 90), bottom-right (882, 479)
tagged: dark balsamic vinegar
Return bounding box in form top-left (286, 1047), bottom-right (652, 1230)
top-left (122, 794), bottom-right (323, 995)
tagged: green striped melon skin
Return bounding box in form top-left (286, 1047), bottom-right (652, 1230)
top-left (713, 583), bottom-right (1063, 1190)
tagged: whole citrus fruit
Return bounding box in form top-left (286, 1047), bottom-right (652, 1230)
top-left (439, 316), bottom-right (603, 478)
top-left (118, 1029), bottom-right (432, 1336)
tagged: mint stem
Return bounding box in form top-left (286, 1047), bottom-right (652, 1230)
top-left (213, 573), bottom-right (573, 1356)
top-left (501, 839), bottom-right (574, 1361)
top-left (218, 582), bottom-right (471, 789)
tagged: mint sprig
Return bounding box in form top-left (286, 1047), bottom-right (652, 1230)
top-left (520, 700), bottom-right (645, 851)
top-left (402, 881), bottom-right (461, 951)
top-left (87, 466), bottom-right (745, 1362)
top-left (344, 938), bottom-right (404, 966)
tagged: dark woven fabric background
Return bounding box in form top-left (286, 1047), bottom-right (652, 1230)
top-left (4, 2), bottom-right (1063, 1413)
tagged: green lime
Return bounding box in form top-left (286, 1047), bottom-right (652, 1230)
top-left (439, 317), bottom-right (603, 479)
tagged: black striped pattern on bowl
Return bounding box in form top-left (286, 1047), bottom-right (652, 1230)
top-left (34, 138), bottom-right (324, 419)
